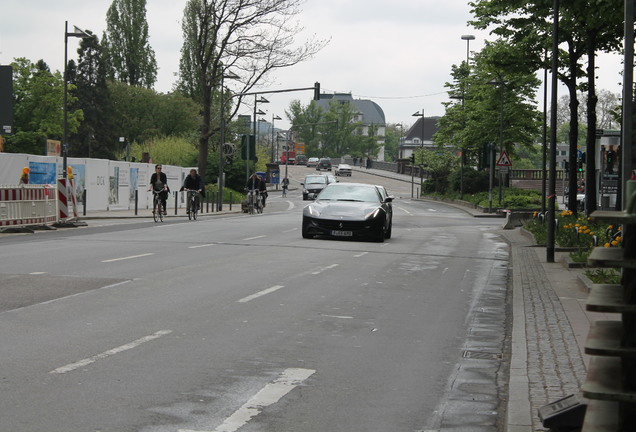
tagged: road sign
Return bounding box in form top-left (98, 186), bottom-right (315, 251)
top-left (496, 150), bottom-right (512, 167)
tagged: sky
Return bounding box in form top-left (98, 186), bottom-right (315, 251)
top-left (1, 0), bottom-right (626, 132)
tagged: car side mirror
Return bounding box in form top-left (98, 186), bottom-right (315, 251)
top-left (384, 197), bottom-right (393, 203)
top-left (300, 183), bottom-right (304, 186)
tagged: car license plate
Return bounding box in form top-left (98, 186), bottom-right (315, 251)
top-left (331, 230), bottom-right (352, 237)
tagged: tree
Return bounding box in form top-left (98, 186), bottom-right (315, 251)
top-left (104, 0), bottom-right (157, 88)
top-left (5, 58), bottom-right (80, 154)
top-left (469, 0), bottom-right (624, 213)
top-left (177, 0), bottom-right (328, 182)
top-left (435, 40), bottom-right (542, 166)
top-left (70, 30), bottom-right (117, 159)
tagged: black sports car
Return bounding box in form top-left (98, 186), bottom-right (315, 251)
top-left (302, 183), bottom-right (393, 242)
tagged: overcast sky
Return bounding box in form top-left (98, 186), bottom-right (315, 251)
top-left (1, 0), bottom-right (625, 131)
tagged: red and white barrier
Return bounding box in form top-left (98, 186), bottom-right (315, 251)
top-left (57, 178), bottom-right (79, 222)
top-left (0, 185), bottom-right (57, 228)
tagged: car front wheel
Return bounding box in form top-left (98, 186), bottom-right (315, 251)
top-left (302, 218), bottom-right (312, 239)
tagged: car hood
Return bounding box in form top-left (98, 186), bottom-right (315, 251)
top-left (304, 200), bottom-right (382, 219)
top-left (305, 183), bottom-right (326, 189)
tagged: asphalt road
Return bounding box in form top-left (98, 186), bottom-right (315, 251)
top-left (0, 166), bottom-right (510, 432)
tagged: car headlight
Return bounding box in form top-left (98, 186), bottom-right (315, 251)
top-left (365, 208), bottom-right (382, 219)
top-left (307, 205), bottom-right (321, 216)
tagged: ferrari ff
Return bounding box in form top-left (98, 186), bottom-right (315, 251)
top-left (302, 183), bottom-right (393, 242)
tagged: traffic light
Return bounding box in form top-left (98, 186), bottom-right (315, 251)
top-left (240, 135), bottom-right (256, 161)
top-left (410, 154), bottom-right (415, 165)
top-left (577, 159), bottom-right (584, 172)
top-left (313, 82), bottom-right (320, 100)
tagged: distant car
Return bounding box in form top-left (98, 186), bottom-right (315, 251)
top-left (325, 173), bottom-right (338, 184)
top-left (335, 163), bottom-right (352, 176)
top-left (302, 182), bottom-right (393, 242)
top-left (316, 158), bottom-right (332, 171)
top-left (301, 175), bottom-right (329, 200)
top-left (307, 157), bottom-right (320, 167)
top-left (296, 154), bottom-right (308, 166)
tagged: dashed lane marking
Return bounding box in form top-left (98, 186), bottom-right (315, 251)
top-left (49, 330), bottom-right (172, 374)
top-left (238, 285), bottom-right (284, 303)
top-left (101, 253), bottom-right (154, 263)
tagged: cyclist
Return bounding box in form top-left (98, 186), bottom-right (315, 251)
top-left (281, 176), bottom-right (289, 197)
top-left (181, 168), bottom-right (204, 215)
top-left (148, 164), bottom-right (169, 214)
top-left (246, 173), bottom-right (268, 207)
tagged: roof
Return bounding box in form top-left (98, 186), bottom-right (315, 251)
top-left (315, 93), bottom-right (386, 126)
top-left (405, 117), bottom-right (440, 141)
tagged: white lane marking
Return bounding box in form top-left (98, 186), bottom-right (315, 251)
top-left (321, 315), bottom-right (353, 319)
top-left (282, 228), bottom-right (298, 233)
top-left (353, 252), bottom-right (368, 258)
top-left (179, 368), bottom-right (316, 432)
top-left (29, 271), bottom-right (47, 275)
top-left (238, 285), bottom-right (284, 303)
top-left (311, 264), bottom-right (338, 275)
top-left (49, 330), bottom-right (172, 374)
top-left (427, 208), bottom-right (438, 212)
top-left (243, 235), bottom-right (266, 241)
top-left (397, 206), bottom-right (412, 215)
top-left (101, 253), bottom-right (154, 263)
top-left (189, 243), bottom-right (216, 249)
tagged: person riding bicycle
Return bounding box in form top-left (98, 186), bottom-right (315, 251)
top-left (246, 173), bottom-right (268, 207)
top-left (181, 168), bottom-right (204, 214)
top-left (148, 164), bottom-right (169, 214)
top-left (281, 177), bottom-right (289, 197)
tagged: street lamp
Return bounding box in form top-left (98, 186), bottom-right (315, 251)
top-left (218, 68), bottom-right (239, 211)
top-left (459, 35), bottom-right (475, 200)
top-left (63, 21), bottom-right (91, 180)
top-left (412, 110), bottom-right (425, 198)
top-left (487, 78), bottom-right (506, 206)
top-left (248, 96), bottom-right (269, 180)
top-left (271, 114), bottom-right (282, 162)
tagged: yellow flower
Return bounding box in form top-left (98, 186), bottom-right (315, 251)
top-left (604, 243), bottom-right (611, 248)
top-left (612, 240), bottom-right (619, 246)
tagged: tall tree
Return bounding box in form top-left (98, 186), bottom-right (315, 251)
top-left (177, 0), bottom-right (328, 182)
top-left (104, 0), bottom-right (157, 88)
top-left (469, 0), bottom-right (623, 213)
top-left (436, 40), bottom-right (542, 166)
top-left (69, 30), bottom-right (117, 159)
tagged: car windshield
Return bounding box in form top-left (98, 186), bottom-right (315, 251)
top-left (305, 176), bottom-right (326, 184)
top-left (317, 184), bottom-right (381, 202)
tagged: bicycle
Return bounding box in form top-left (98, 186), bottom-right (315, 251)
top-left (184, 189), bottom-right (199, 220)
top-left (151, 189), bottom-right (164, 222)
top-left (282, 185), bottom-right (288, 197)
top-left (255, 191), bottom-right (264, 214)
top-left (245, 189), bottom-right (256, 214)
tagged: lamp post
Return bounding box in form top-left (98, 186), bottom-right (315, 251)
top-left (217, 69), bottom-right (239, 211)
top-left (63, 21), bottom-right (91, 180)
top-left (249, 95), bottom-right (269, 180)
top-left (460, 35), bottom-right (475, 200)
top-left (412, 110), bottom-right (424, 198)
top-left (271, 114), bottom-right (281, 162)
top-left (487, 78), bottom-right (506, 205)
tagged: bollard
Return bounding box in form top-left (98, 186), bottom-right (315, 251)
top-left (134, 190), bottom-right (138, 215)
top-left (206, 195), bottom-right (209, 213)
top-left (83, 190), bottom-right (87, 216)
top-left (229, 192), bottom-right (232, 211)
top-left (174, 191), bottom-right (178, 215)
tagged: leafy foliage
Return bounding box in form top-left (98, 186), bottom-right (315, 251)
top-left (104, 0), bottom-right (157, 88)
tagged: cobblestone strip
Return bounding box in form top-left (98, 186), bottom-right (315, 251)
top-left (518, 246), bottom-right (587, 430)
